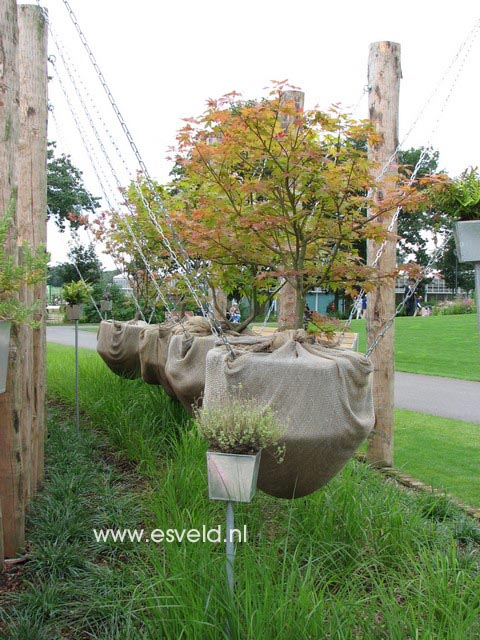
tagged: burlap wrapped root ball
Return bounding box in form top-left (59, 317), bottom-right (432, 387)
top-left (96, 319), bottom-right (148, 379)
top-left (165, 317), bottom-right (270, 413)
top-left (138, 320), bottom-right (178, 398)
top-left (203, 337), bottom-right (374, 499)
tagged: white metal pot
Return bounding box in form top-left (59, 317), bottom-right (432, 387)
top-left (454, 220), bottom-right (480, 263)
top-left (0, 321), bottom-right (11, 394)
top-left (207, 451), bottom-right (261, 503)
top-left (65, 304), bottom-right (83, 321)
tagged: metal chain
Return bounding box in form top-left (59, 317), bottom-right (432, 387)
top-left (61, 0), bottom-right (236, 357)
top-left (46, 200), bottom-right (104, 321)
top-left (48, 51), bottom-right (183, 327)
top-left (341, 145), bottom-right (431, 337)
top-left (48, 64), bottom-right (151, 321)
top-left (260, 299), bottom-right (276, 331)
top-left (375, 18), bottom-right (480, 185)
top-left (49, 108), bottom-right (149, 321)
top-left (365, 230), bottom-right (453, 358)
top-left (49, 109), bottom-right (151, 323)
top-left (341, 19), bottom-right (480, 349)
top-left (49, 64), bottom-right (193, 334)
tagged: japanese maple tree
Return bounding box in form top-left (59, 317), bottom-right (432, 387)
top-left (168, 82), bottom-right (435, 327)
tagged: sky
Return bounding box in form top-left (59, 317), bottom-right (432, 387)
top-left (29, 0), bottom-right (480, 265)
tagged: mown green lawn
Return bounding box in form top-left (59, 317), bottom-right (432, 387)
top-left (349, 313), bottom-right (480, 381)
top-left (394, 409), bottom-right (480, 507)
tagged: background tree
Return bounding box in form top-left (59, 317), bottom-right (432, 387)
top-left (430, 167), bottom-right (480, 294)
top-left (49, 241), bottom-right (103, 286)
top-left (396, 147), bottom-right (450, 267)
top-left (436, 235), bottom-right (474, 294)
top-left (47, 142), bottom-right (100, 231)
top-left (83, 282), bottom-right (134, 322)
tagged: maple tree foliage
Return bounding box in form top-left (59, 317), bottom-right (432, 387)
top-left (94, 82), bottom-right (445, 329)
top-left (170, 83), bottom-right (444, 326)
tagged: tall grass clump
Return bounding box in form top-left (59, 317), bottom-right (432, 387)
top-left (0, 406), bottom-right (150, 639)
top-left (40, 344), bottom-right (480, 638)
top-left (47, 343), bottom-right (190, 478)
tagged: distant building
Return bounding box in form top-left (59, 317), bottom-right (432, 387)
top-left (112, 274), bottom-right (134, 297)
top-left (395, 275), bottom-right (469, 304)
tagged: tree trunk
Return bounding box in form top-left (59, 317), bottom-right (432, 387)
top-left (18, 4), bottom-right (48, 495)
top-left (277, 90), bottom-right (305, 330)
top-left (366, 41), bottom-right (401, 467)
top-left (0, 0), bottom-right (24, 559)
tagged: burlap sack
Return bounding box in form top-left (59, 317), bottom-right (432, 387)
top-left (203, 337), bottom-right (374, 499)
top-left (138, 321), bottom-right (177, 398)
top-left (165, 329), bottom-right (269, 413)
top-left (96, 319), bottom-right (148, 379)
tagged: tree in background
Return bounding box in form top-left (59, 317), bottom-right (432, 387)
top-left (82, 282), bottom-right (134, 322)
top-left (436, 235), bottom-right (474, 294)
top-left (47, 142), bottom-right (100, 231)
top-left (396, 147), bottom-right (451, 267)
top-left (48, 241), bottom-right (103, 287)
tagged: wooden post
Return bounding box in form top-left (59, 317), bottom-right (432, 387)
top-left (18, 5), bottom-right (48, 496)
top-left (366, 42), bottom-right (402, 467)
top-left (0, 0), bottom-right (25, 559)
top-left (277, 90), bottom-right (305, 330)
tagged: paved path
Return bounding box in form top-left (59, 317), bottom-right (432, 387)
top-left (394, 372), bottom-right (480, 424)
top-left (47, 325), bottom-right (480, 424)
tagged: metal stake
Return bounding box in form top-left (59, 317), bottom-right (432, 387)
top-left (226, 501), bottom-right (235, 597)
top-left (75, 318), bottom-right (80, 430)
top-left (225, 500), bottom-right (235, 640)
top-left (475, 262), bottom-right (480, 347)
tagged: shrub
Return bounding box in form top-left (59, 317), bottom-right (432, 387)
top-left (195, 396), bottom-right (286, 461)
top-left (433, 298), bottom-right (475, 315)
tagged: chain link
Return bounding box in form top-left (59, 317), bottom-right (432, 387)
top-left (61, 0), bottom-right (236, 357)
top-left (49, 105), bottom-right (151, 322)
top-left (365, 230), bottom-right (452, 358)
top-left (341, 19), bottom-right (480, 353)
top-left (48, 45), bottom-right (191, 330)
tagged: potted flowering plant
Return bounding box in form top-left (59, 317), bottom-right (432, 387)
top-left (62, 280), bottom-right (91, 321)
top-left (0, 209), bottom-right (48, 392)
top-left (444, 168), bottom-right (480, 263)
top-left (196, 397), bottom-right (285, 503)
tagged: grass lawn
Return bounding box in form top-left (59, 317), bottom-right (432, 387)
top-left (254, 313), bottom-right (479, 380)
top-left (394, 409), bottom-right (480, 507)
top-left (350, 313), bottom-right (480, 381)
top-left (4, 343), bottom-right (476, 638)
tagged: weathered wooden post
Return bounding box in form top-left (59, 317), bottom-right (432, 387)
top-left (366, 42), bottom-right (402, 467)
top-left (277, 90), bottom-right (305, 330)
top-left (18, 4), bottom-right (48, 497)
top-left (0, 0), bottom-right (25, 560)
